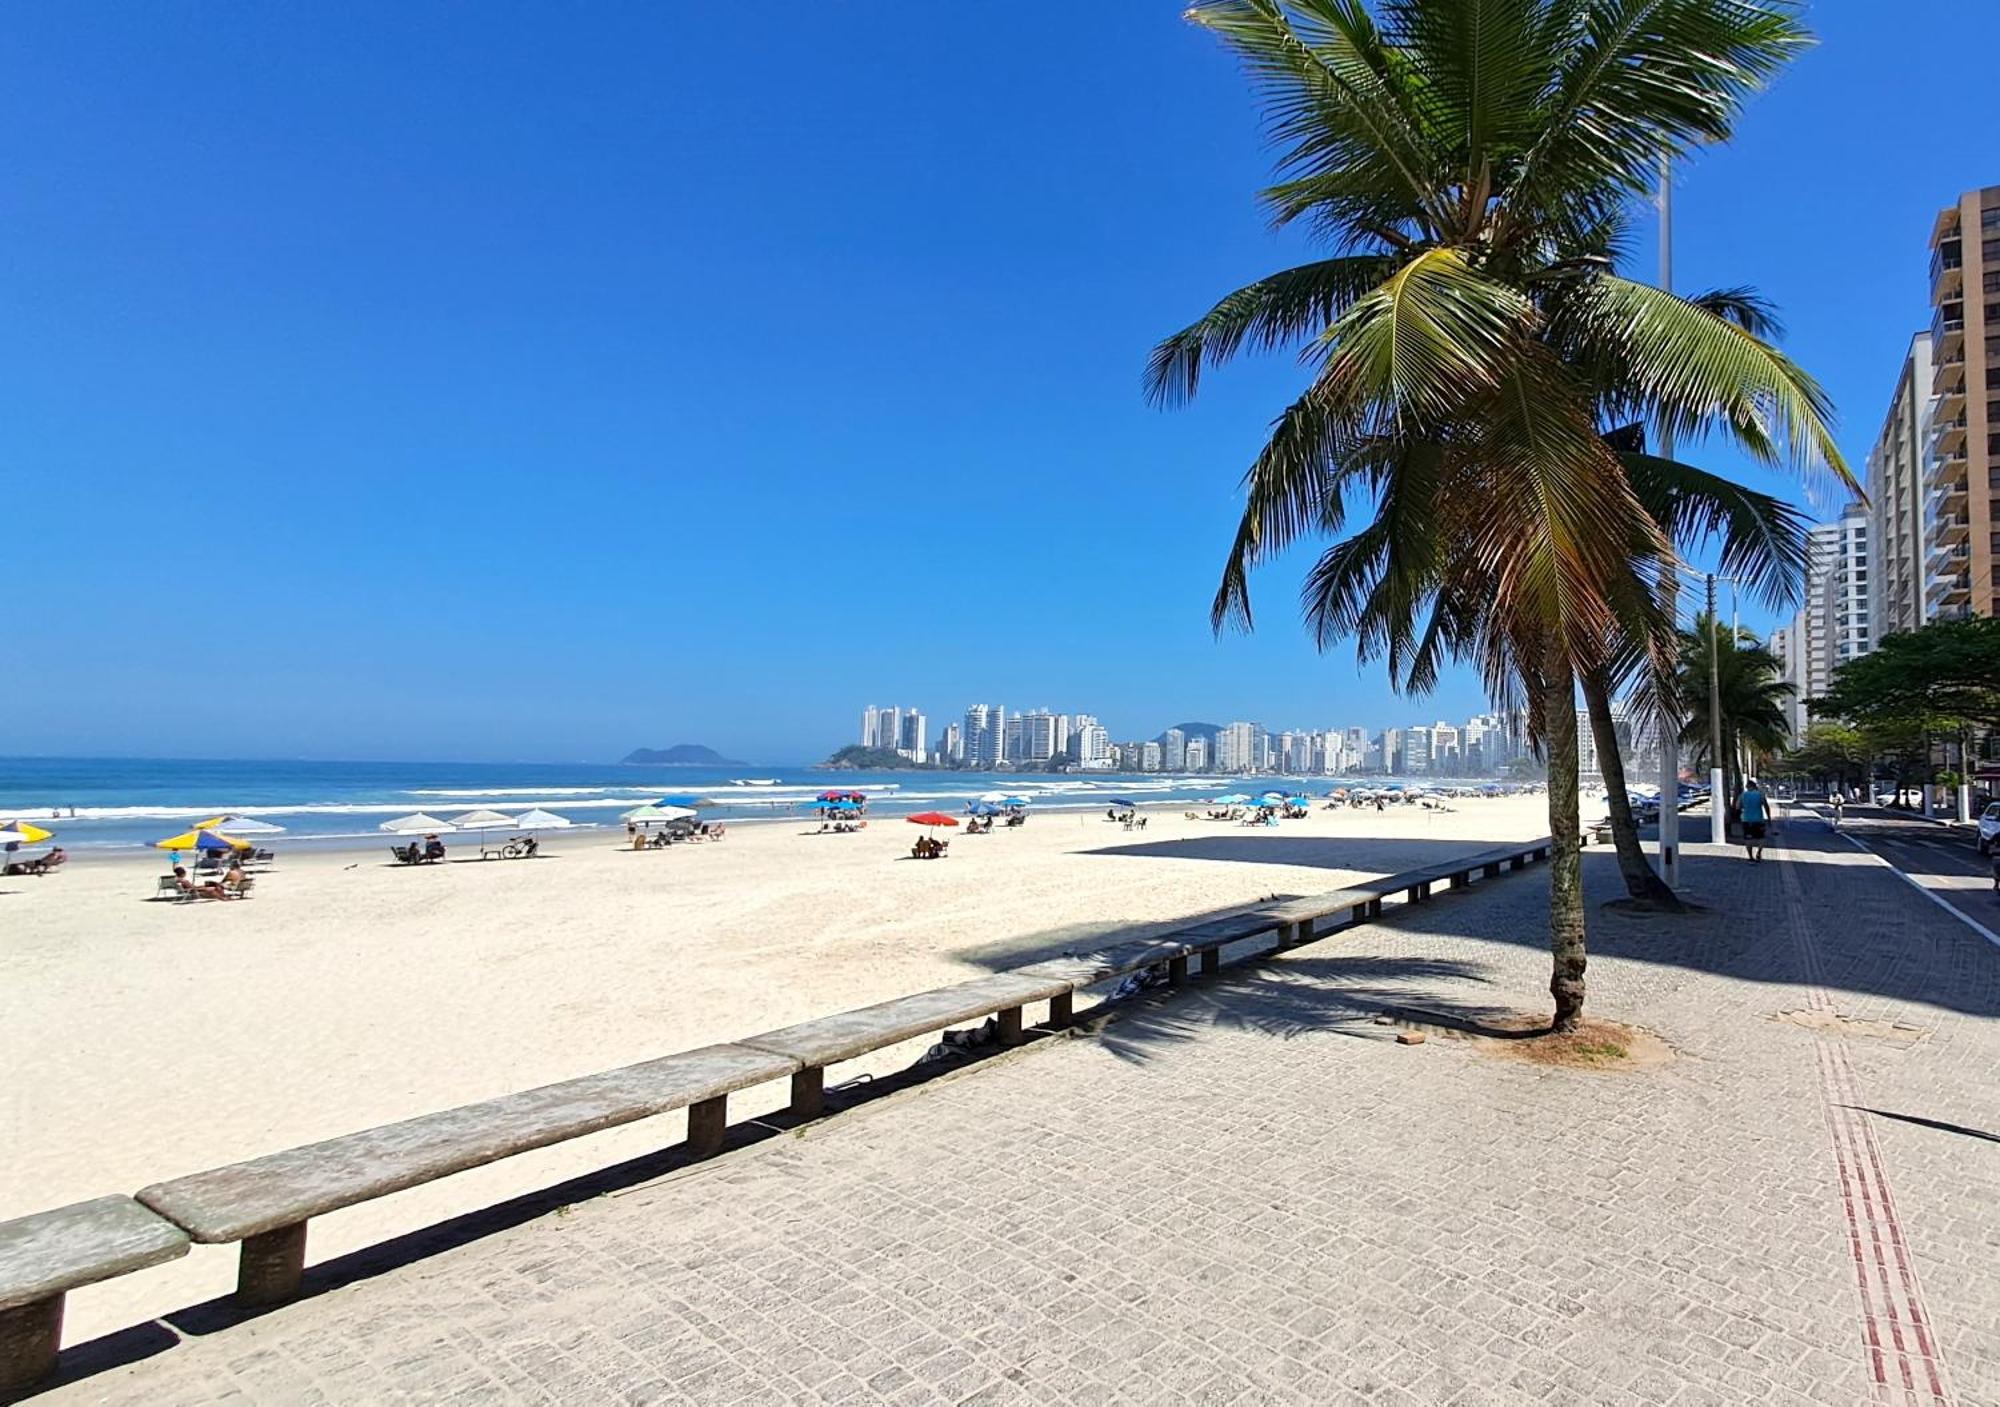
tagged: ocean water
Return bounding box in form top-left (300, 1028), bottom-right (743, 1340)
top-left (0, 757), bottom-right (1478, 852)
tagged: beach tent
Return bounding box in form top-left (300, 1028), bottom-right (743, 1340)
top-left (513, 808), bottom-right (572, 830)
top-left (380, 813), bottom-right (457, 834)
top-left (154, 828), bottom-right (250, 853)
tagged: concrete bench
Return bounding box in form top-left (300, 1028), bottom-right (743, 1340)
top-left (740, 972), bottom-right (1071, 1119)
top-left (0, 1196), bottom-right (188, 1392)
top-left (136, 1043), bottom-right (796, 1308)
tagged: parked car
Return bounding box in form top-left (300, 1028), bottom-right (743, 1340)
top-left (1978, 802), bottom-right (2000, 857)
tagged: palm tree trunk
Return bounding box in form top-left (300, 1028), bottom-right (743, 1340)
top-left (1580, 668), bottom-right (1681, 910)
top-left (1539, 649), bottom-right (1587, 1033)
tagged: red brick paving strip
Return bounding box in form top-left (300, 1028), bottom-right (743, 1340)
top-left (1780, 852), bottom-right (1953, 1405)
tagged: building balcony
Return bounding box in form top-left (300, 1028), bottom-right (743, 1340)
top-left (1927, 448), bottom-right (1969, 493)
top-left (1928, 572), bottom-right (1973, 609)
top-left (1937, 382), bottom-right (1966, 419)
top-left (1932, 257), bottom-right (1963, 300)
top-left (1933, 312), bottom-right (1965, 357)
top-left (1934, 512), bottom-right (1970, 546)
top-left (1930, 540), bottom-right (1970, 570)
top-left (1932, 415), bottom-right (1967, 454)
top-left (1932, 350), bottom-right (1965, 398)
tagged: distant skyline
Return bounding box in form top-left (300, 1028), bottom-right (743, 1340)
top-left (7, 4), bottom-right (1997, 762)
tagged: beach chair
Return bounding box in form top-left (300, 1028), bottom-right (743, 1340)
top-left (151, 875), bottom-right (187, 902)
top-left (390, 844), bottom-right (418, 865)
top-left (225, 875), bottom-right (256, 900)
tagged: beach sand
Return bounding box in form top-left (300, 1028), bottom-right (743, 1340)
top-left (2, 795), bottom-right (1552, 1343)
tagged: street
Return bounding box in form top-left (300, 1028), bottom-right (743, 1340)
top-left (1806, 803), bottom-right (2000, 944)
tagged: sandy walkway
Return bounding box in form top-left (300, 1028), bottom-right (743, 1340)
top-left (2, 795), bottom-right (1550, 1342)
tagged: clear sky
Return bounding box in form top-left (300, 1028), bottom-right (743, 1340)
top-left (5, 2), bottom-right (1995, 763)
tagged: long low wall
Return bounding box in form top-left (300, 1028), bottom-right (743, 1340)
top-left (0, 836), bottom-right (1556, 1394)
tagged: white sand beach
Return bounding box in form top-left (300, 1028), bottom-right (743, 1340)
top-left (2, 795), bottom-right (1552, 1342)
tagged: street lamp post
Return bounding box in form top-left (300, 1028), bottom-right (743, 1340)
top-left (1656, 152), bottom-right (1682, 881)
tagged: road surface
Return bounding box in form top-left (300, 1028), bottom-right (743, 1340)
top-left (1810, 803), bottom-right (2000, 944)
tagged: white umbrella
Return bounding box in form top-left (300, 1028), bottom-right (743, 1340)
top-left (449, 809), bottom-right (516, 831)
top-left (380, 813), bottom-right (456, 834)
top-left (622, 803), bottom-right (696, 823)
top-left (212, 815), bottom-right (285, 835)
top-left (0, 829), bottom-right (35, 846)
top-left (513, 808), bottom-right (572, 830)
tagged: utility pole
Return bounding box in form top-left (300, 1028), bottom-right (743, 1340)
top-left (1708, 573), bottom-right (1726, 844)
top-left (1656, 150), bottom-right (1682, 882)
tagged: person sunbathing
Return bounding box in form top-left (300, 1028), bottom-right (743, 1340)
top-left (174, 865), bottom-right (231, 900)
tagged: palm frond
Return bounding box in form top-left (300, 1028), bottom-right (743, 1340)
top-left (1618, 451), bottom-right (1810, 610)
top-left (1145, 255), bottom-right (1398, 406)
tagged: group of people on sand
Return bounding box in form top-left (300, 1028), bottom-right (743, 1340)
top-left (171, 859), bottom-right (251, 900)
top-left (911, 834), bottom-right (948, 859)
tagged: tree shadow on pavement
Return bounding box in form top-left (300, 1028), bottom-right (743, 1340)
top-left (1085, 954), bottom-right (1522, 1067)
top-left (1089, 834), bottom-right (1532, 873)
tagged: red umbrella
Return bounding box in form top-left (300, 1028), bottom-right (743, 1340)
top-left (905, 812), bottom-right (959, 827)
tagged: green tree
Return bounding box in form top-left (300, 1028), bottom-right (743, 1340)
top-left (1777, 722), bottom-right (1869, 792)
top-left (1152, 0), bottom-right (1843, 1029)
top-left (1676, 614), bottom-right (1794, 816)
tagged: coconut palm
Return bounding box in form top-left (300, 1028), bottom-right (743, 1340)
top-left (1676, 614), bottom-right (1795, 820)
top-left (1150, 0), bottom-right (1849, 1030)
top-left (1583, 433), bottom-right (1810, 909)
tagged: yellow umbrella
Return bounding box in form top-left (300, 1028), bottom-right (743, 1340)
top-left (2, 820), bottom-right (54, 844)
top-left (154, 828), bottom-right (252, 853)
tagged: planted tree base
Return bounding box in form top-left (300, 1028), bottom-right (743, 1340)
top-left (1481, 1016), bottom-right (1673, 1074)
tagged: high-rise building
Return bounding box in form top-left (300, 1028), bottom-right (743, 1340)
top-left (962, 705), bottom-right (1006, 767)
top-left (860, 705), bottom-right (902, 750)
top-left (1925, 185), bottom-right (2000, 621)
top-left (1404, 725), bottom-right (1432, 774)
top-left (1161, 728), bottom-right (1186, 772)
top-left (1778, 504), bottom-right (1870, 734)
top-left (1008, 710), bottom-right (1063, 767)
top-left (1184, 736), bottom-right (1210, 771)
top-left (1072, 717), bottom-right (1112, 768)
top-left (1869, 332), bottom-right (1935, 639)
top-left (1378, 727), bottom-right (1403, 775)
top-left (898, 711), bottom-right (927, 762)
top-left (1430, 722), bottom-right (1460, 774)
top-left (942, 722), bottom-right (964, 763)
top-left (1141, 741), bottom-right (1163, 772)
top-left (1214, 722), bottom-right (1262, 773)
top-left (1831, 502), bottom-right (1873, 667)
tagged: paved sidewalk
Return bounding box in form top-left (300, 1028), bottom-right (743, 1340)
top-left (35, 816), bottom-right (2000, 1404)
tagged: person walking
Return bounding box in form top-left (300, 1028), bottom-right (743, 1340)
top-left (1828, 787), bottom-right (1844, 832)
top-left (1739, 779), bottom-right (1770, 864)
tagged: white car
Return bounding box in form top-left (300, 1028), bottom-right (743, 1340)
top-left (1979, 802), bottom-right (2000, 857)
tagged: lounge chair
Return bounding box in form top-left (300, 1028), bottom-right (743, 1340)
top-left (390, 844), bottom-right (421, 865)
top-left (151, 875), bottom-right (191, 902)
top-left (224, 874), bottom-right (256, 899)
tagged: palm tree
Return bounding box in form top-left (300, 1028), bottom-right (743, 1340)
top-left (1150, 0), bottom-right (1849, 1030)
top-left (1584, 441), bottom-right (1809, 909)
top-left (1677, 614), bottom-right (1795, 824)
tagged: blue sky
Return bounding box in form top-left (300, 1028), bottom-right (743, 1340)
top-left (5, 2), bottom-right (1994, 763)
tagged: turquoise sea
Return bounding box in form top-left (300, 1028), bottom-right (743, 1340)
top-left (0, 758), bottom-right (1469, 852)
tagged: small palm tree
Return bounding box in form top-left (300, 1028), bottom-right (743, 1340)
top-left (1677, 614), bottom-right (1795, 819)
top-left (1152, 0), bottom-right (1850, 1030)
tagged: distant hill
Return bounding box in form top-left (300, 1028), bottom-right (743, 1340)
top-left (1159, 721), bottom-right (1222, 744)
top-left (621, 744), bottom-right (745, 766)
top-left (819, 744), bottom-right (942, 771)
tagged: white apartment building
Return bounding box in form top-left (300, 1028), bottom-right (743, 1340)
top-left (1869, 332), bottom-right (1934, 639)
top-left (1214, 721), bottom-right (1262, 772)
top-left (1404, 725), bottom-right (1432, 774)
top-left (1184, 736), bottom-right (1210, 771)
top-left (1071, 716), bottom-right (1111, 768)
top-left (962, 705), bottom-right (1005, 767)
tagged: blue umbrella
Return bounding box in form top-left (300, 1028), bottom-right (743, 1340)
top-left (966, 802), bottom-right (1001, 816)
top-left (1000, 796), bottom-right (1029, 807)
top-left (1212, 794), bottom-right (1250, 805)
top-left (1106, 797), bottom-right (1138, 807)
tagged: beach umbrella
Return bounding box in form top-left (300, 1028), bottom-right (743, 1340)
top-left (1212, 794), bottom-right (1249, 806)
top-left (449, 809), bottom-right (516, 844)
top-left (966, 802), bottom-right (1001, 816)
top-left (1105, 797), bottom-right (1138, 807)
top-left (0, 829), bottom-right (43, 846)
top-left (379, 813), bottom-right (457, 834)
top-left (906, 812), bottom-right (959, 828)
top-left (154, 828), bottom-right (250, 853)
top-left (977, 791), bottom-right (1009, 803)
top-left (1000, 796), bottom-right (1029, 807)
top-left (1, 820), bottom-right (54, 845)
top-left (190, 814), bottom-right (284, 835)
top-left (625, 804), bottom-right (696, 824)
top-left (513, 808), bottom-right (572, 830)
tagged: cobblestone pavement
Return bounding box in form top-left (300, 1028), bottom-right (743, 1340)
top-left (35, 813), bottom-right (2000, 1405)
